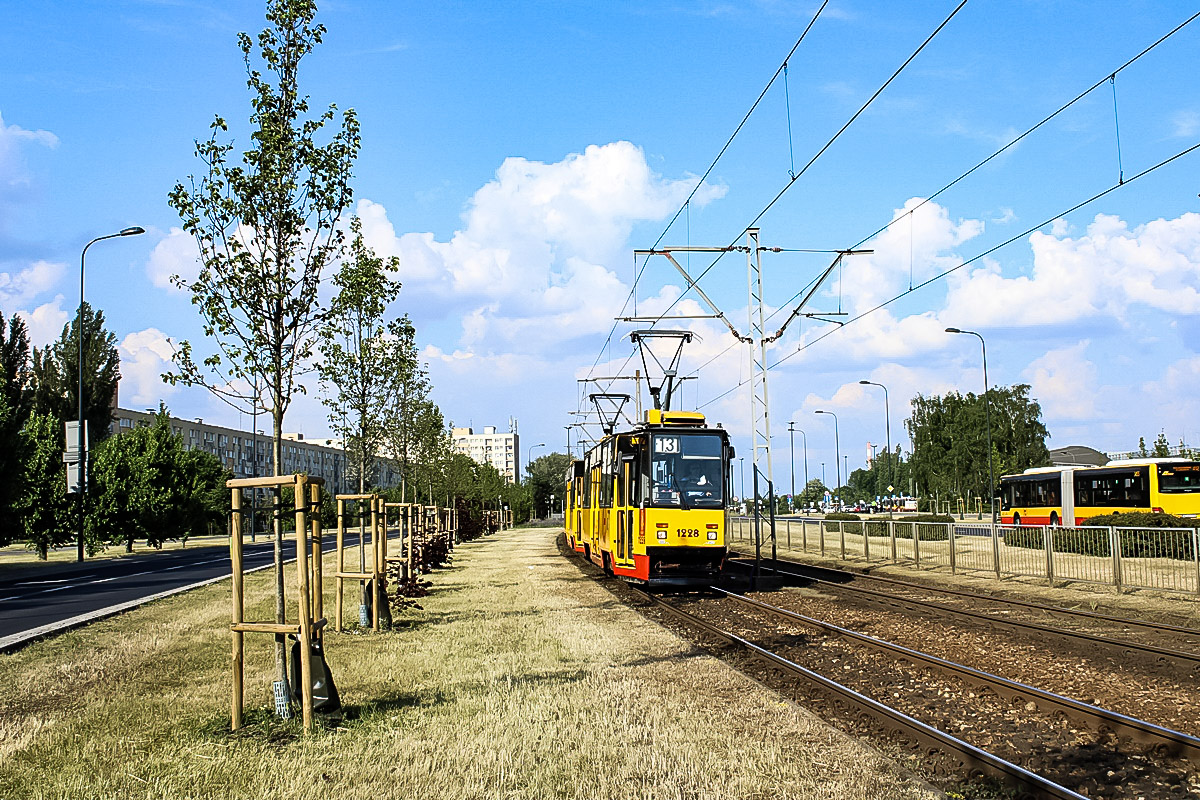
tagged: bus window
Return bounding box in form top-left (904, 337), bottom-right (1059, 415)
top-left (1159, 464), bottom-right (1200, 493)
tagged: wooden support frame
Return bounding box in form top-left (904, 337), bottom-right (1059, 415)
top-left (333, 493), bottom-right (384, 632)
top-left (228, 473), bottom-right (327, 733)
top-left (383, 502), bottom-right (415, 583)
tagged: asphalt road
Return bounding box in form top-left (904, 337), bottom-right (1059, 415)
top-left (0, 535), bottom-right (355, 651)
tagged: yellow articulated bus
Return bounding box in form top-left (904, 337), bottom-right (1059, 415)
top-left (564, 409), bottom-right (732, 588)
top-left (999, 459), bottom-right (1200, 526)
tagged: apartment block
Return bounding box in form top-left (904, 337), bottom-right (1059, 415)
top-left (110, 408), bottom-right (400, 493)
top-left (452, 424), bottom-right (519, 483)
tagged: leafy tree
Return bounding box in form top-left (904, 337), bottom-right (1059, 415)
top-left (906, 384), bottom-right (1049, 502)
top-left (31, 302), bottom-right (120, 448)
top-left (797, 478), bottom-right (830, 507)
top-left (525, 452), bottom-right (572, 518)
top-left (1137, 436), bottom-right (1149, 457)
top-left (0, 314), bottom-right (32, 545)
top-left (0, 312), bottom-right (32, 423)
top-left (90, 409), bottom-right (231, 551)
top-left (318, 217), bottom-right (401, 493)
top-left (19, 412), bottom-right (75, 558)
top-left (167, 0), bottom-right (360, 690)
top-left (1152, 432), bottom-right (1171, 458)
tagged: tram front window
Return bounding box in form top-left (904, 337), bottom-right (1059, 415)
top-left (650, 433), bottom-right (724, 508)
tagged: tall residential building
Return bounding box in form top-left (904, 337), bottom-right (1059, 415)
top-left (452, 424), bottom-right (519, 483)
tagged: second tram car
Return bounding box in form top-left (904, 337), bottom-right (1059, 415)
top-left (564, 409), bottom-right (732, 588)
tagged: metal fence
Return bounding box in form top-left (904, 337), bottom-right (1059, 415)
top-left (729, 516), bottom-right (1200, 597)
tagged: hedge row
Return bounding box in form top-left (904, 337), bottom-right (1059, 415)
top-left (1003, 512), bottom-right (1197, 560)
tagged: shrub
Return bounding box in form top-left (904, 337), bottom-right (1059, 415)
top-left (824, 512), bottom-right (860, 521)
top-left (1081, 511), bottom-right (1189, 528)
top-left (1002, 512), bottom-right (1197, 560)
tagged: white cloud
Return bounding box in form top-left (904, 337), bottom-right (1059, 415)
top-left (117, 328), bottom-right (179, 407)
top-left (1021, 341), bottom-right (1098, 422)
top-left (357, 141), bottom-right (725, 349)
top-left (1172, 110), bottom-right (1199, 138)
top-left (19, 298), bottom-right (69, 347)
top-left (944, 211), bottom-right (1200, 327)
top-left (0, 112), bottom-right (57, 211)
top-left (145, 227), bottom-right (199, 290)
top-left (0, 259), bottom-right (62, 313)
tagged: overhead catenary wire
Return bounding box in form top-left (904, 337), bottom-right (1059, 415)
top-left (696, 138), bottom-right (1200, 410)
top-left (577, 0), bottom-right (833, 404)
top-left (717, 8), bottom-right (1200, 352)
top-left (641, 0), bottom-right (972, 330)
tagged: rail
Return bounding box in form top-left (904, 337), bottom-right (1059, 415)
top-left (630, 587), bottom-right (1088, 799)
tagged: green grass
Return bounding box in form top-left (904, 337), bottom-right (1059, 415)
top-left (0, 529), bottom-right (936, 800)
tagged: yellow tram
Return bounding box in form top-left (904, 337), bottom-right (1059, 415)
top-left (564, 409), bottom-right (732, 588)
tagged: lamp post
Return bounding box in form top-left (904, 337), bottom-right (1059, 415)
top-left (527, 442), bottom-right (545, 485)
top-left (738, 456), bottom-right (745, 507)
top-left (76, 226), bottom-right (144, 561)
top-left (859, 379), bottom-right (891, 510)
top-left (946, 327), bottom-right (995, 521)
top-left (814, 410), bottom-right (840, 501)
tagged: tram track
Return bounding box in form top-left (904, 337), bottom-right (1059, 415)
top-left (635, 586), bottom-right (1200, 799)
top-left (627, 586), bottom-right (1089, 800)
top-left (727, 555), bottom-right (1200, 675)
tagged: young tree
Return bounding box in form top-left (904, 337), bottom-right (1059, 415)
top-left (318, 217), bottom-right (401, 493)
top-left (381, 317), bottom-right (432, 500)
top-left (167, 0), bottom-right (360, 696)
top-left (1152, 432), bottom-right (1172, 458)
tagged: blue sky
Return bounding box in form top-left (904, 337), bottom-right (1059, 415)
top-left (2, 1), bottom-right (1199, 492)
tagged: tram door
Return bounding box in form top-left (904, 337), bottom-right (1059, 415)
top-left (615, 459), bottom-right (635, 568)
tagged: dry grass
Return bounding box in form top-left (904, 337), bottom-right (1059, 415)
top-left (0, 528), bottom-right (937, 800)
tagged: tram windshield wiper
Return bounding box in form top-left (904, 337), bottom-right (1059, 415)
top-left (671, 475), bottom-right (691, 510)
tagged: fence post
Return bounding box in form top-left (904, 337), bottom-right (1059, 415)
top-left (992, 522), bottom-right (1001, 579)
top-left (1044, 526), bottom-right (1055, 585)
top-left (949, 522), bottom-right (957, 574)
top-left (1110, 527), bottom-right (1122, 593)
top-left (864, 521), bottom-right (871, 561)
top-left (839, 521), bottom-right (846, 560)
top-left (820, 519), bottom-right (826, 557)
top-left (1192, 527), bottom-right (1199, 597)
top-left (787, 518), bottom-right (792, 551)
top-left (913, 523), bottom-right (921, 569)
top-left (802, 518), bottom-right (809, 551)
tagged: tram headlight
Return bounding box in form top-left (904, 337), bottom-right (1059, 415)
top-left (657, 530), bottom-right (668, 541)
top-left (707, 530), bottom-right (718, 541)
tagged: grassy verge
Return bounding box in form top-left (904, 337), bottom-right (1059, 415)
top-left (0, 528), bottom-right (936, 799)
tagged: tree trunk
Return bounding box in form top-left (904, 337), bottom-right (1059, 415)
top-left (272, 406), bottom-right (287, 692)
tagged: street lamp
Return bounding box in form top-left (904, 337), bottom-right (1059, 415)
top-left (527, 442), bottom-right (545, 484)
top-left (77, 226), bottom-right (144, 561)
top-left (946, 327), bottom-right (994, 520)
top-left (814, 410), bottom-right (841, 499)
top-left (788, 421), bottom-right (808, 510)
top-left (859, 379), bottom-right (892, 504)
top-left (738, 456), bottom-right (745, 507)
